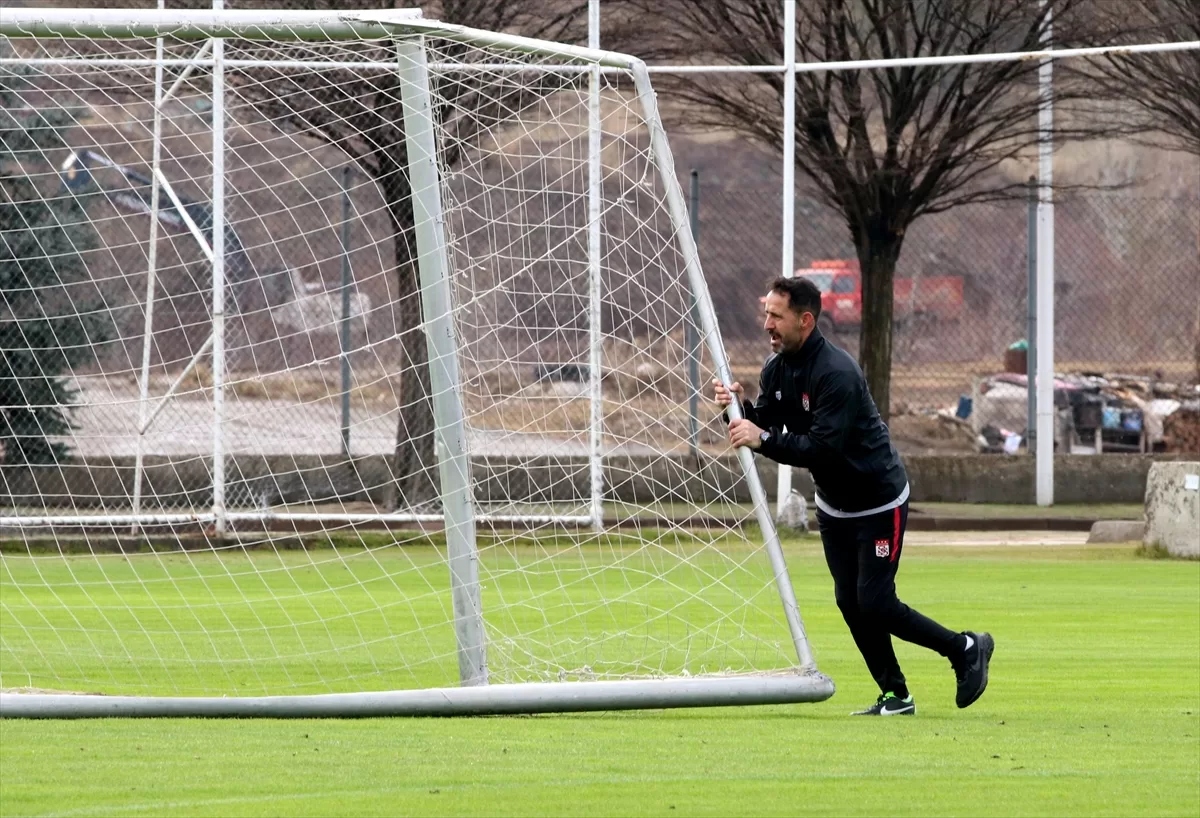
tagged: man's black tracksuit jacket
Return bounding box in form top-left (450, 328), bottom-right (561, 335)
top-left (736, 327), bottom-right (908, 516)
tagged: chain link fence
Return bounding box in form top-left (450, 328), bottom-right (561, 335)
top-left (697, 185), bottom-right (1199, 415)
top-left (2, 31), bottom-right (1198, 518)
top-left (37, 173), bottom-right (1200, 470)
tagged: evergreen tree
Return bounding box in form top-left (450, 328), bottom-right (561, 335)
top-left (1, 64), bottom-right (108, 465)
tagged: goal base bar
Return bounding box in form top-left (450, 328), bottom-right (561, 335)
top-left (0, 672), bottom-right (835, 718)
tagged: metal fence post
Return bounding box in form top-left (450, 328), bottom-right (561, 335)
top-left (1026, 175), bottom-right (1037, 450)
top-left (777, 0), bottom-right (797, 514)
top-left (587, 0), bottom-right (604, 531)
top-left (688, 169), bottom-right (700, 458)
top-left (339, 165), bottom-right (353, 459)
top-left (210, 1), bottom-right (227, 533)
top-left (1035, 0), bottom-right (1056, 505)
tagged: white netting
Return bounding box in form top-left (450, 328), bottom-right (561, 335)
top-left (0, 21), bottom-right (799, 696)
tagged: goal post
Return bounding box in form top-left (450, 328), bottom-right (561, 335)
top-left (0, 8), bottom-right (832, 717)
top-left (395, 33), bottom-right (486, 688)
top-left (623, 58), bottom-right (816, 673)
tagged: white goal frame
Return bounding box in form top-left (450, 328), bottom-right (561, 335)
top-left (3, 11), bottom-right (1197, 530)
top-left (0, 7), bottom-right (831, 718)
top-left (2, 9), bottom-right (1194, 536)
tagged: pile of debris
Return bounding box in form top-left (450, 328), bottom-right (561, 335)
top-left (966, 370), bottom-right (1200, 454)
top-left (889, 407), bottom-right (985, 454)
top-left (1163, 402), bottom-right (1200, 453)
top-left (1067, 372), bottom-right (1198, 454)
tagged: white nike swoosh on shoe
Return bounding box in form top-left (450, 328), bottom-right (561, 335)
top-left (879, 703), bottom-right (914, 715)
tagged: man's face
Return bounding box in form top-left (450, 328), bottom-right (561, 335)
top-left (763, 290), bottom-right (811, 354)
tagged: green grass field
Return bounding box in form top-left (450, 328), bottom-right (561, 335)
top-left (1, 541), bottom-right (1197, 817)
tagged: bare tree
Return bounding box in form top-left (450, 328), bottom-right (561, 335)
top-left (216, 0), bottom-right (593, 508)
top-left (1066, 0), bottom-right (1200, 382)
top-left (1070, 0), bottom-right (1200, 156)
top-left (619, 0), bottom-right (1107, 417)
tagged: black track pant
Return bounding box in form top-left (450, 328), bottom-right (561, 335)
top-left (817, 501), bottom-right (962, 697)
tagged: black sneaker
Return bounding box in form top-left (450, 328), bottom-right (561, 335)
top-left (952, 631), bottom-right (995, 708)
top-left (852, 692), bottom-right (916, 716)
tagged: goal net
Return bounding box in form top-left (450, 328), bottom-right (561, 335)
top-left (0, 10), bottom-right (828, 716)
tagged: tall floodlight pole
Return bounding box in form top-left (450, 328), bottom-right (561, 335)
top-left (1036, 0), bottom-right (1056, 505)
top-left (587, 0), bottom-right (604, 532)
top-left (776, 0), bottom-right (797, 514)
top-left (211, 0), bottom-right (227, 532)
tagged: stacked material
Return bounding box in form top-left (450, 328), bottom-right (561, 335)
top-left (1163, 403), bottom-right (1200, 453)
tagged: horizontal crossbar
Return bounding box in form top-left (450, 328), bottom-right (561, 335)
top-left (0, 512), bottom-right (594, 528)
top-left (2, 40), bottom-right (1198, 76)
top-left (0, 8), bottom-right (422, 41)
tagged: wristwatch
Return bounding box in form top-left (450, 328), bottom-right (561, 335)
top-left (759, 430), bottom-right (771, 445)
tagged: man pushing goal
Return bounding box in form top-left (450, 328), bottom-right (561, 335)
top-left (714, 275), bottom-right (994, 716)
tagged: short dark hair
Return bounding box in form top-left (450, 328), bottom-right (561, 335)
top-left (769, 276), bottom-right (822, 319)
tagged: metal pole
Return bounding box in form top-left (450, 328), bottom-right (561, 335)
top-left (131, 4), bottom-right (166, 532)
top-left (1194, 215), bottom-right (1199, 385)
top-left (0, 8), bottom-right (423, 41)
top-left (688, 169), bottom-right (701, 458)
top-left (5, 43), bottom-right (1198, 75)
top-left (1, 10), bottom-right (1194, 63)
top-left (777, 0), bottom-right (797, 514)
top-left (0, 511), bottom-right (593, 528)
top-left (210, 0), bottom-right (227, 533)
top-left (631, 62), bottom-right (817, 671)
top-left (1, 673), bottom-right (835, 718)
top-left (339, 165), bottom-right (353, 459)
top-left (1036, 1), bottom-right (1055, 506)
top-left (1026, 175), bottom-right (1037, 451)
top-left (11, 47), bottom-right (1200, 75)
top-left (587, 0), bottom-right (604, 532)
top-left (397, 36), bottom-right (487, 687)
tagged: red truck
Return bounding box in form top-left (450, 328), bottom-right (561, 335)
top-left (794, 259), bottom-right (964, 334)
